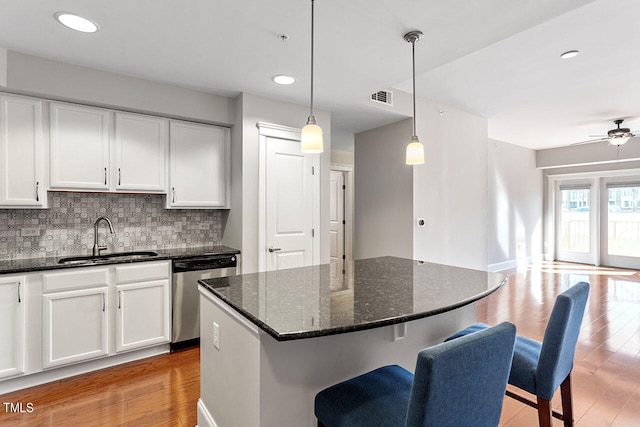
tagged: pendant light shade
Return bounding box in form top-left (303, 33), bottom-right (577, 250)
top-left (301, 119), bottom-right (324, 153)
top-left (406, 135), bottom-right (425, 165)
top-left (301, 0), bottom-right (323, 154)
top-left (404, 30), bottom-right (424, 165)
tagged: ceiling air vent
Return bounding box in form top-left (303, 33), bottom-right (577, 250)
top-left (370, 90), bottom-right (393, 106)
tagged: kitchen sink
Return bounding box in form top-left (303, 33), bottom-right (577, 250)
top-left (58, 251), bottom-right (159, 265)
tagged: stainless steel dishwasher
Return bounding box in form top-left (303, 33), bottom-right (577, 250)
top-left (171, 253), bottom-right (237, 349)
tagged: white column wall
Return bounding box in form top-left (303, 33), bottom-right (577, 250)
top-left (354, 119), bottom-right (413, 260)
top-left (354, 96), bottom-right (488, 269)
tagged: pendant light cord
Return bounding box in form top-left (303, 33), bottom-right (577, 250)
top-left (309, 0), bottom-right (315, 120)
top-left (411, 39), bottom-right (417, 138)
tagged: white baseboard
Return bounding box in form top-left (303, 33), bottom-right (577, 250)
top-left (488, 259), bottom-right (517, 272)
top-left (0, 344), bottom-right (169, 394)
top-left (488, 254), bottom-right (544, 272)
top-left (197, 398), bottom-right (218, 427)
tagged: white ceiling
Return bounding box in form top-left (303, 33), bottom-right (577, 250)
top-left (0, 0), bottom-right (638, 150)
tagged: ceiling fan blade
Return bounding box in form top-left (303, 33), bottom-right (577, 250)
top-left (588, 134), bottom-right (607, 138)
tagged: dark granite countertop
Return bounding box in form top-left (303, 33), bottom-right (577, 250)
top-left (198, 256), bottom-right (506, 341)
top-left (0, 245), bottom-right (240, 275)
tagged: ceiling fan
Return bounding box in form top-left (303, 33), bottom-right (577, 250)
top-left (574, 119), bottom-right (640, 146)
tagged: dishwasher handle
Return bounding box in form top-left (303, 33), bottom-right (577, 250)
top-left (172, 255), bottom-right (237, 273)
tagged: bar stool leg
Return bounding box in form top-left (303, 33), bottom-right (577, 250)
top-left (560, 374), bottom-right (574, 426)
top-left (537, 397), bottom-right (553, 427)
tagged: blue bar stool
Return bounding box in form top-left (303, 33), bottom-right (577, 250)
top-left (446, 281), bottom-right (589, 427)
top-left (314, 322), bottom-right (517, 427)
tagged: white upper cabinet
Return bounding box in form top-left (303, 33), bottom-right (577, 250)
top-left (168, 120), bottom-right (230, 209)
top-left (114, 112), bottom-right (167, 192)
top-left (0, 94), bottom-right (48, 208)
top-left (50, 104), bottom-right (169, 194)
top-left (50, 102), bottom-right (110, 191)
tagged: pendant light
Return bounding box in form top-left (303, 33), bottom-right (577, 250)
top-left (404, 30), bottom-right (424, 165)
top-left (301, 0), bottom-right (323, 154)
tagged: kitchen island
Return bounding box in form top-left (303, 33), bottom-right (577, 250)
top-left (197, 256), bottom-right (506, 427)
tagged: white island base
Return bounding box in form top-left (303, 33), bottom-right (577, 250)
top-left (197, 288), bottom-right (476, 427)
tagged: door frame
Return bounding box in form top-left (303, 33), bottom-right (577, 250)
top-left (554, 179), bottom-right (598, 265)
top-left (330, 164), bottom-right (354, 269)
top-left (257, 122), bottom-right (320, 272)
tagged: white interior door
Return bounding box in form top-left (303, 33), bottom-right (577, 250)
top-left (261, 126), bottom-right (319, 272)
top-left (330, 170), bottom-right (345, 288)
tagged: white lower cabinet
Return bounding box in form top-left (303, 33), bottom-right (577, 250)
top-left (0, 276), bottom-right (26, 379)
top-left (39, 261), bottom-right (170, 372)
top-left (114, 261), bottom-right (171, 352)
top-left (116, 280), bottom-right (171, 352)
top-left (43, 287), bottom-right (109, 368)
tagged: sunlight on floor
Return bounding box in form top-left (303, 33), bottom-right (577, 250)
top-left (528, 261), bottom-right (640, 277)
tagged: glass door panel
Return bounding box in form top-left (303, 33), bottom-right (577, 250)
top-left (557, 187), bottom-right (593, 263)
top-left (603, 185), bottom-right (640, 268)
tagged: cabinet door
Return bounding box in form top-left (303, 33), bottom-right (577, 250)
top-left (115, 280), bottom-right (171, 352)
top-left (115, 112), bottom-right (167, 192)
top-left (50, 103), bottom-right (110, 190)
top-left (168, 121), bottom-right (229, 208)
top-left (0, 95), bottom-right (47, 208)
top-left (0, 277), bottom-right (26, 379)
top-left (43, 287), bottom-right (109, 368)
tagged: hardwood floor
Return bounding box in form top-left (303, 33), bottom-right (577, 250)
top-left (480, 262), bottom-right (640, 426)
top-left (0, 346), bottom-right (200, 427)
top-left (1, 261), bottom-right (639, 426)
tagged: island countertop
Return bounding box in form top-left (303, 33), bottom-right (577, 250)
top-left (198, 256), bottom-right (506, 341)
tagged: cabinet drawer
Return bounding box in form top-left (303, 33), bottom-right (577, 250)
top-left (43, 268), bottom-right (109, 293)
top-left (115, 261), bottom-right (170, 284)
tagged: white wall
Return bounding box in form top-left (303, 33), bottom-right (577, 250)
top-left (354, 119), bottom-right (413, 260)
top-left (231, 93), bottom-right (331, 273)
top-left (488, 139), bottom-right (543, 270)
top-left (4, 51), bottom-right (232, 125)
top-left (412, 103), bottom-right (488, 270)
top-left (330, 149), bottom-right (354, 166)
top-left (537, 140), bottom-right (640, 169)
top-left (0, 47), bottom-right (6, 87)
top-left (354, 99), bottom-right (488, 269)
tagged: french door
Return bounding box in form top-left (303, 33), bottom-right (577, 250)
top-left (555, 177), bottom-right (640, 269)
top-left (556, 184), bottom-right (594, 264)
top-left (601, 183), bottom-right (640, 268)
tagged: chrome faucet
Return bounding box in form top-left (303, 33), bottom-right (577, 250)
top-left (93, 216), bottom-right (115, 256)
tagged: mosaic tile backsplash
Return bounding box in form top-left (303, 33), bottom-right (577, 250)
top-left (0, 192), bottom-right (224, 260)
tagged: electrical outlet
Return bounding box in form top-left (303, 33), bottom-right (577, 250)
top-left (213, 322), bottom-right (220, 350)
top-left (20, 227), bottom-right (39, 237)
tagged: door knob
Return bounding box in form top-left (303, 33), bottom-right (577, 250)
top-left (268, 246), bottom-right (282, 253)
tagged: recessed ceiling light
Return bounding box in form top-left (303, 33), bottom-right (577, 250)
top-left (272, 75), bottom-right (296, 85)
top-left (55, 12), bottom-right (98, 33)
top-left (560, 50), bottom-right (579, 59)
